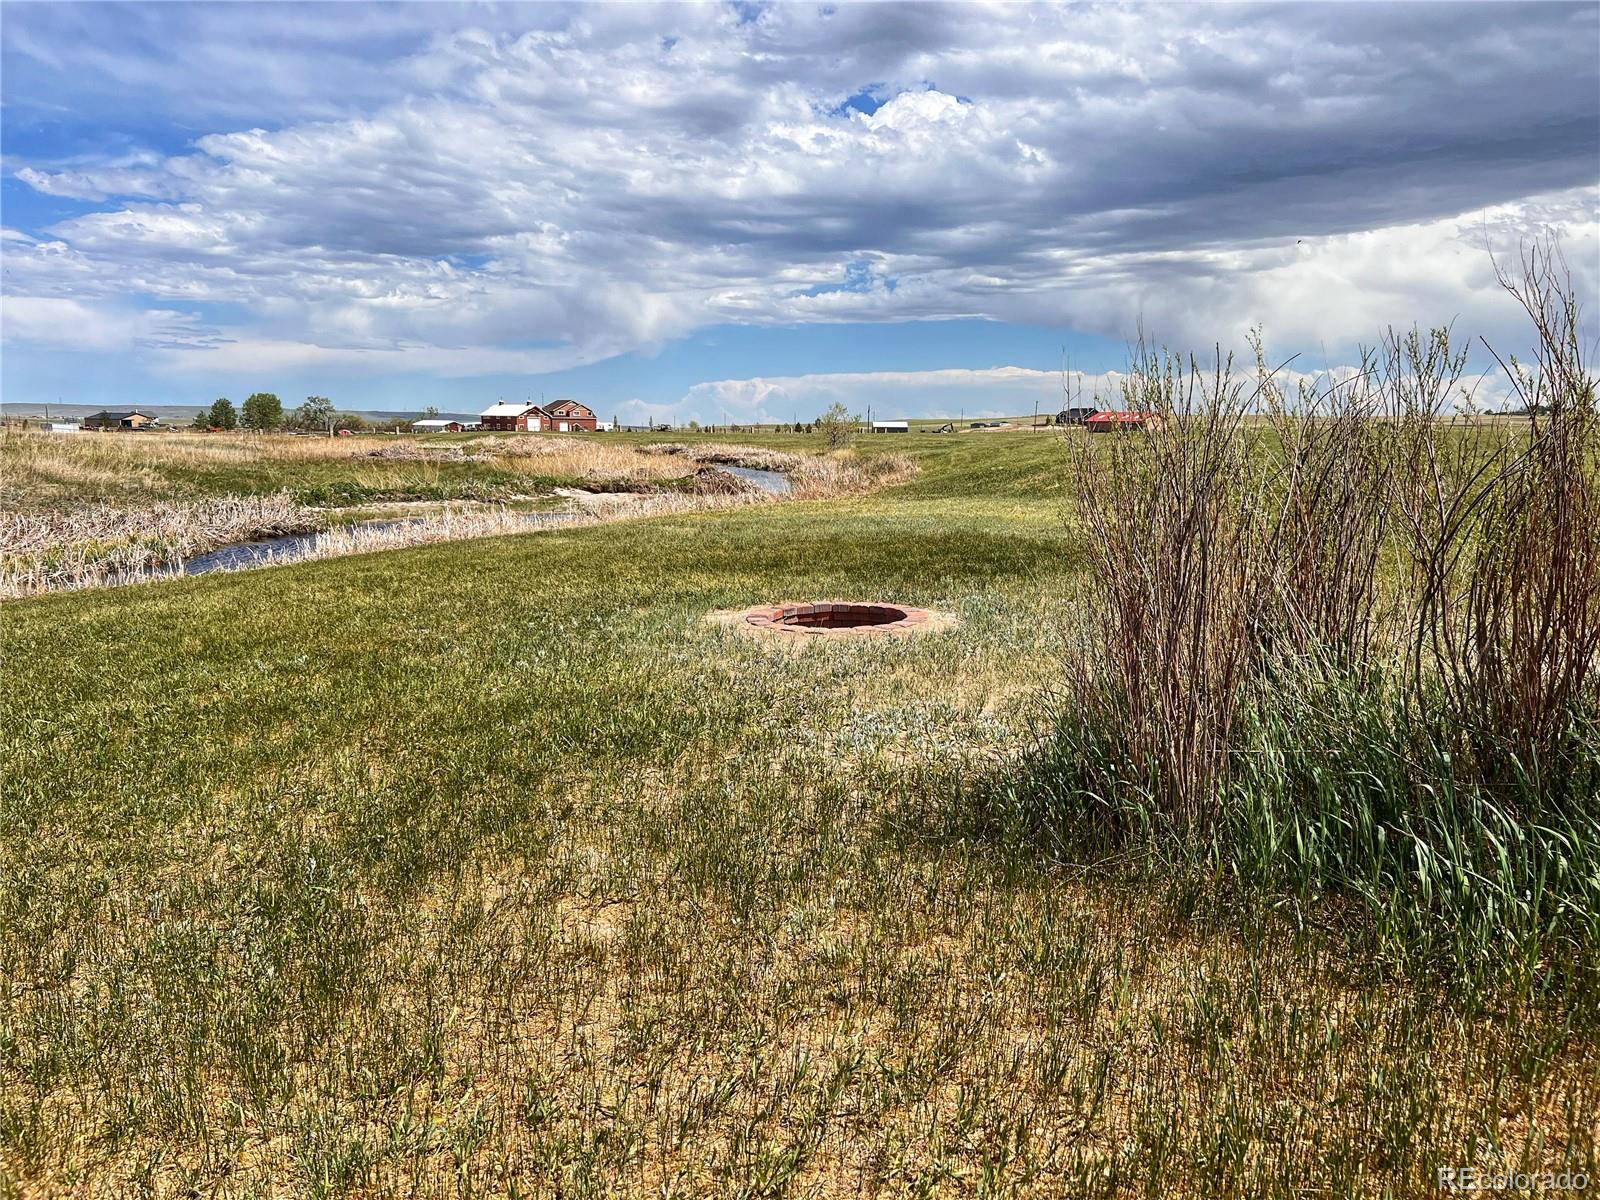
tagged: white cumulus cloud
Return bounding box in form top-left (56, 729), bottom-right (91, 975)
top-left (2, 1), bottom-right (1596, 412)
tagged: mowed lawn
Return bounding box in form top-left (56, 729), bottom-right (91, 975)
top-left (2, 434), bottom-right (1594, 1197)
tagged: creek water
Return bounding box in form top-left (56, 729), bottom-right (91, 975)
top-left (718, 466), bottom-right (791, 494)
top-left (133, 469), bottom-right (790, 583)
top-left (179, 511), bottom-right (579, 576)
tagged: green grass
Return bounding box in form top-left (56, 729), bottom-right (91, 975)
top-left (3, 431), bottom-right (1596, 1196)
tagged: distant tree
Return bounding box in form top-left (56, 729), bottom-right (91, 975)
top-left (420, 405), bottom-right (440, 419)
top-left (242, 392), bottom-right (283, 430)
top-left (688, 419), bottom-right (700, 430)
top-left (206, 397), bottom-right (238, 430)
top-left (291, 395), bottom-right (335, 432)
top-left (815, 402), bottom-right (857, 450)
top-left (191, 409), bottom-right (209, 430)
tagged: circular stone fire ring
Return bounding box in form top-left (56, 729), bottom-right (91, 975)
top-left (727, 601), bottom-right (957, 639)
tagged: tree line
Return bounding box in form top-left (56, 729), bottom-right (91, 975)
top-left (191, 395), bottom-right (360, 432)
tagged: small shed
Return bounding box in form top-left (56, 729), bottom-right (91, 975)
top-left (1086, 411), bottom-right (1163, 434)
top-left (41, 421), bottom-right (81, 434)
top-left (871, 420), bottom-right (909, 434)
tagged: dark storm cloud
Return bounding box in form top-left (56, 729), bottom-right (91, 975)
top-left (3, 1), bottom-right (1596, 374)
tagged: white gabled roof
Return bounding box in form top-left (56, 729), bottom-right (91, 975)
top-left (480, 402), bottom-right (539, 418)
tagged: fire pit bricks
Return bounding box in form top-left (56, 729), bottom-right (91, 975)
top-left (726, 601), bottom-right (955, 639)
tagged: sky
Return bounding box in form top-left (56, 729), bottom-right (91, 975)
top-left (2, 1), bottom-right (1597, 424)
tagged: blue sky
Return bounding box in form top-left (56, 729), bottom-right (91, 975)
top-left (3, 1), bottom-right (1596, 422)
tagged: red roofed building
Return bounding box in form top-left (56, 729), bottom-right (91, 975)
top-left (1086, 411), bottom-right (1164, 433)
top-left (479, 402), bottom-right (546, 432)
top-left (542, 399), bottom-right (597, 431)
top-left (478, 399), bottom-right (598, 432)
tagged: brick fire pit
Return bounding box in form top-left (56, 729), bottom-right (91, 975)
top-left (721, 601), bottom-right (956, 639)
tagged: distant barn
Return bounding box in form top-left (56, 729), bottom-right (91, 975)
top-left (1055, 407), bottom-right (1099, 426)
top-left (413, 418), bottom-right (475, 433)
top-left (478, 399), bottom-right (598, 432)
top-left (82, 410), bottom-right (156, 431)
top-left (478, 402), bottom-right (546, 432)
top-left (870, 420), bottom-right (909, 434)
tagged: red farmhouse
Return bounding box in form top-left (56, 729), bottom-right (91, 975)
top-left (477, 399), bottom-right (599, 433)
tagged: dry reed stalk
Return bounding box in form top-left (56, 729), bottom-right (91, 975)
top-left (0, 491), bottom-right (767, 598)
top-left (1256, 341), bottom-right (1397, 673)
top-left (788, 451), bottom-right (917, 498)
top-left (643, 442), bottom-right (809, 472)
top-left (479, 438), bottom-right (696, 482)
top-left (640, 441), bottom-right (916, 496)
top-left (1068, 345), bottom-right (1268, 824)
top-left (1062, 242), bottom-right (1598, 823)
top-left (1391, 243), bottom-right (1600, 793)
top-left (0, 492), bottom-right (320, 598)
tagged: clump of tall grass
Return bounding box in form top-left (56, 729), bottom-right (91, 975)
top-left (642, 441), bottom-right (917, 497)
top-left (1066, 344), bottom-right (1266, 822)
top-left (644, 441), bottom-right (808, 472)
top-left (788, 449), bottom-right (917, 498)
top-left (1021, 245), bottom-right (1600, 995)
top-left (0, 492), bottom-right (320, 598)
top-left (469, 436), bottom-right (692, 483)
top-left (1391, 248), bottom-right (1600, 798)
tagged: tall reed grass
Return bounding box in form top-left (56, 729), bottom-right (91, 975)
top-left (1017, 245), bottom-right (1600, 998)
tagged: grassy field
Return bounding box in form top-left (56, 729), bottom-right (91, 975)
top-left (0, 431), bottom-right (912, 597)
top-left (3, 417), bottom-right (1596, 1197)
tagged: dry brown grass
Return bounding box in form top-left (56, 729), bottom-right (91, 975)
top-left (465, 436), bottom-right (695, 484)
top-left (642, 441), bottom-right (917, 498)
top-left (4, 428), bottom-right (376, 472)
top-left (229, 492), bottom-right (766, 570)
top-left (17, 822), bottom-right (1592, 1197)
top-left (0, 493), bottom-right (321, 599)
top-left (0, 430), bottom-right (695, 510)
top-left (1, 431), bottom-right (917, 598)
